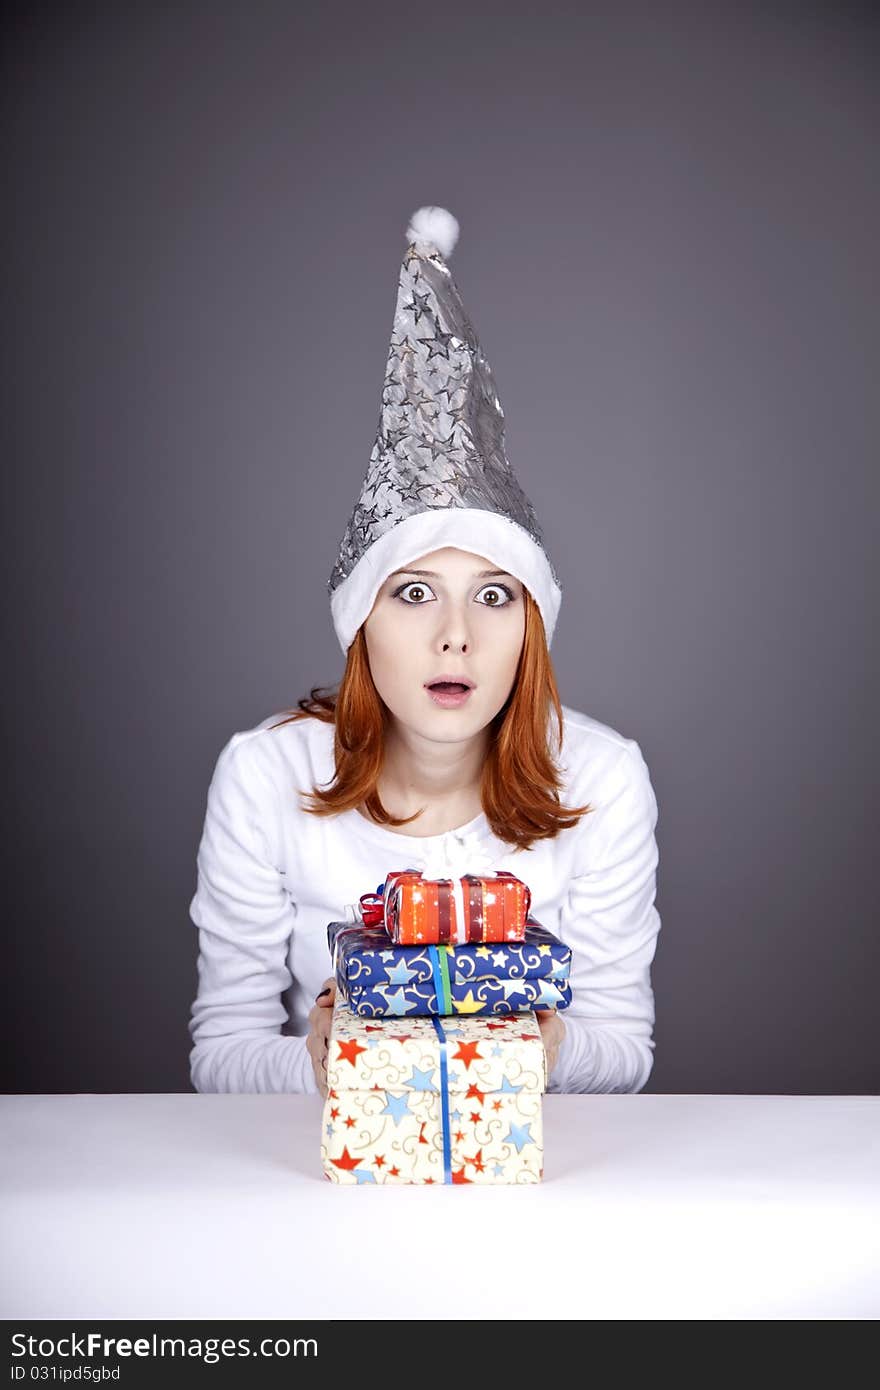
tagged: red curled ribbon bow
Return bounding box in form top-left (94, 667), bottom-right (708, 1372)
top-left (358, 892), bottom-right (386, 927)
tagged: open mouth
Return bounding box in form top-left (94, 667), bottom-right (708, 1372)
top-left (425, 680), bottom-right (474, 707)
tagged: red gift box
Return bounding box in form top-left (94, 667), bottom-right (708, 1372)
top-left (362, 869), bottom-right (532, 946)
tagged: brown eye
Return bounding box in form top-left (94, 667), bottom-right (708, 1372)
top-left (476, 584), bottom-right (514, 607)
top-left (393, 582), bottom-right (435, 604)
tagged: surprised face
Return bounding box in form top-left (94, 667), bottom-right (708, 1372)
top-left (363, 546), bottom-right (526, 746)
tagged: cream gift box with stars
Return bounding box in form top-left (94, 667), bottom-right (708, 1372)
top-left (320, 996), bottom-right (547, 1185)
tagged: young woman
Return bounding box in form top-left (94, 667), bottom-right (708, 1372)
top-left (187, 207), bottom-right (661, 1098)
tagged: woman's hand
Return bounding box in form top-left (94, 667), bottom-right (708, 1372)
top-left (307, 977), bottom-right (337, 1098)
top-left (535, 1009), bottom-right (566, 1081)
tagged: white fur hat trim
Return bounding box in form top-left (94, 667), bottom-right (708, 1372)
top-left (329, 507), bottom-right (561, 654)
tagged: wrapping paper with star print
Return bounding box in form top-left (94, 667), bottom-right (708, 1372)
top-left (321, 997), bottom-right (547, 1185)
top-left (327, 917), bottom-right (572, 1017)
top-left (380, 868), bottom-right (531, 945)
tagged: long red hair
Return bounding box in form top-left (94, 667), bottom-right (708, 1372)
top-left (269, 588), bottom-right (593, 852)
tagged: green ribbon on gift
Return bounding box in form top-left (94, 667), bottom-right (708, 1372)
top-left (427, 945), bottom-right (453, 1015)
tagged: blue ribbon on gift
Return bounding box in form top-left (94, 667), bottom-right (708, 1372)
top-left (430, 1015), bottom-right (453, 1183)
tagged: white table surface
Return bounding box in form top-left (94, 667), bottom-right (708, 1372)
top-left (1, 1093), bottom-right (878, 1320)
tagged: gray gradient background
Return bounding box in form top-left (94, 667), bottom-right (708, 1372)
top-left (3, 1), bottom-right (877, 1095)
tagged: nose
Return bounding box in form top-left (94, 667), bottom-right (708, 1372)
top-left (436, 602), bottom-right (471, 653)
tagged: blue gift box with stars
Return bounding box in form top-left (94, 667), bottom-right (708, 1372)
top-left (327, 916), bottom-right (572, 1019)
top-left (320, 996), bottom-right (547, 1185)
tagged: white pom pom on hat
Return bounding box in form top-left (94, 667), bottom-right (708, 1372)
top-left (405, 205), bottom-right (460, 259)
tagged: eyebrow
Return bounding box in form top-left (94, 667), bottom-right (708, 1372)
top-left (389, 568), bottom-right (514, 580)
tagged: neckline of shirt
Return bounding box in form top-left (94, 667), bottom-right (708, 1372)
top-left (340, 805), bottom-right (492, 850)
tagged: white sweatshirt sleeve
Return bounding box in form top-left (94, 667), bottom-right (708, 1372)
top-left (188, 732), bottom-right (318, 1095)
top-left (548, 739), bottom-right (662, 1095)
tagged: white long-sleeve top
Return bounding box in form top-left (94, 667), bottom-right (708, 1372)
top-left (188, 704), bottom-right (661, 1096)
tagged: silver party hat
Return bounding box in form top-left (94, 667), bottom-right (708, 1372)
top-left (327, 206), bottom-right (562, 652)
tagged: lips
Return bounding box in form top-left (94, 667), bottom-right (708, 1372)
top-left (424, 675), bottom-right (475, 709)
top-left (424, 675), bottom-right (476, 692)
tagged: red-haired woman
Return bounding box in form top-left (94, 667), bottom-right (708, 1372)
top-left (187, 208), bottom-right (661, 1098)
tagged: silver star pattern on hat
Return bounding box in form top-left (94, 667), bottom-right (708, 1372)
top-left (327, 217), bottom-right (560, 596)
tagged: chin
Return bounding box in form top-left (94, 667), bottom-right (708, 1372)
top-left (394, 705), bottom-right (485, 740)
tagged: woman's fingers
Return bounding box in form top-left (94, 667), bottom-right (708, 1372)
top-left (307, 1029), bottom-right (330, 1098)
top-left (315, 977), bottom-right (336, 1007)
top-left (534, 1009), bottom-right (565, 1077)
top-left (307, 979), bottom-right (338, 1097)
top-left (308, 981), bottom-right (337, 1031)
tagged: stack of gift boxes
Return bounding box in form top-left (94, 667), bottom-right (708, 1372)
top-left (319, 868), bottom-right (572, 1186)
